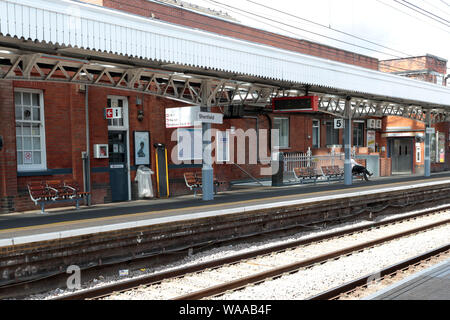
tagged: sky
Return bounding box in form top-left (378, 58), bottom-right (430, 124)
top-left (185, 0), bottom-right (450, 73)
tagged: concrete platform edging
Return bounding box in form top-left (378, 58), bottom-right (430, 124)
top-left (2, 179), bottom-right (450, 247)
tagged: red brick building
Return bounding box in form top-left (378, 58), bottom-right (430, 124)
top-left (379, 54), bottom-right (449, 174)
top-left (0, 0), bottom-right (448, 213)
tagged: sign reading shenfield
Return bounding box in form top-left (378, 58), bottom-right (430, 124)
top-left (196, 112), bottom-right (224, 124)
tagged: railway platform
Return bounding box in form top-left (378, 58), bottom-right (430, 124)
top-left (1, 171), bottom-right (450, 299)
top-left (1, 171), bottom-right (450, 243)
top-left (366, 258), bottom-right (450, 300)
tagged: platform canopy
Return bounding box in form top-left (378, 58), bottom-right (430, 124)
top-left (1, 0), bottom-right (450, 122)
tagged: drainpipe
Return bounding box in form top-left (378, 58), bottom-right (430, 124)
top-left (83, 85), bottom-right (92, 206)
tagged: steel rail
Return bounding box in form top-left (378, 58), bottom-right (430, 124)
top-left (307, 244), bottom-right (450, 300)
top-left (54, 208), bottom-right (449, 300)
top-left (171, 218), bottom-right (450, 300)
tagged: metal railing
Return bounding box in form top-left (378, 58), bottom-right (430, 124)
top-left (283, 148), bottom-right (345, 182)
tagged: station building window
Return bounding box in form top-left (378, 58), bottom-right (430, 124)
top-left (216, 130), bottom-right (230, 163)
top-left (15, 89), bottom-right (46, 171)
top-left (273, 117), bottom-right (289, 149)
top-left (326, 121), bottom-right (339, 146)
top-left (312, 120), bottom-right (320, 148)
top-left (353, 121), bottom-right (365, 147)
top-left (177, 128), bottom-right (202, 161)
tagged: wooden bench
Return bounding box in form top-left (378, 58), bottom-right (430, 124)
top-left (321, 165), bottom-right (344, 183)
top-left (27, 180), bottom-right (90, 214)
top-left (320, 165), bottom-right (366, 182)
top-left (293, 167), bottom-right (320, 184)
top-left (184, 172), bottom-right (226, 197)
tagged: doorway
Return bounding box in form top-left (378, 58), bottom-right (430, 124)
top-left (107, 96), bottom-right (130, 202)
top-left (108, 131), bottom-right (129, 202)
top-left (390, 138), bottom-right (413, 174)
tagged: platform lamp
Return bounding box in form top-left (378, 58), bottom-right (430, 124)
top-left (136, 96), bottom-right (144, 121)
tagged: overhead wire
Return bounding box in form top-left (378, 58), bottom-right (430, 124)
top-left (113, 0), bottom-right (448, 75)
top-left (240, 0), bottom-right (445, 73)
top-left (393, 0), bottom-right (450, 27)
top-left (204, 0), bottom-right (448, 73)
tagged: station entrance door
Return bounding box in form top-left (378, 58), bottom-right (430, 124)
top-left (390, 138), bottom-right (413, 174)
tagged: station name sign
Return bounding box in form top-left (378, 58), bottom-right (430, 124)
top-left (196, 112), bottom-right (223, 124)
top-left (272, 96), bottom-right (319, 113)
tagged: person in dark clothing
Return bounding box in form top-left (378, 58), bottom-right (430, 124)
top-left (351, 158), bottom-right (373, 181)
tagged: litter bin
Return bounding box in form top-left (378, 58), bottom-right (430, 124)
top-left (135, 165), bottom-right (154, 198)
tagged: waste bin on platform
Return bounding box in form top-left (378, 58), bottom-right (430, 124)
top-left (135, 165), bottom-right (154, 198)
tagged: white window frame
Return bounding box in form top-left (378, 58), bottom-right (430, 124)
top-left (312, 119), bottom-right (320, 148)
top-left (15, 88), bottom-right (47, 172)
top-left (216, 130), bottom-right (230, 163)
top-left (274, 117), bottom-right (289, 149)
top-left (177, 128), bottom-right (203, 161)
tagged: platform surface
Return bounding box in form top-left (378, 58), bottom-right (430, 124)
top-left (1, 172), bottom-right (450, 245)
top-left (366, 258), bottom-right (450, 300)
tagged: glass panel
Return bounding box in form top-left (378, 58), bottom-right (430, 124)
top-left (33, 108), bottom-right (40, 121)
top-left (33, 152), bottom-right (41, 165)
top-left (17, 152), bottom-right (23, 165)
top-left (32, 124), bottom-right (40, 136)
top-left (33, 137), bottom-right (41, 150)
top-left (23, 92), bottom-right (31, 106)
top-left (15, 106), bottom-right (22, 120)
top-left (23, 137), bottom-right (32, 150)
top-left (15, 92), bottom-right (22, 105)
top-left (32, 93), bottom-right (40, 106)
top-left (16, 125), bottom-right (22, 136)
top-left (23, 107), bottom-right (32, 120)
top-left (118, 99), bottom-right (123, 108)
top-left (17, 137), bottom-right (22, 150)
top-left (23, 124), bottom-right (31, 136)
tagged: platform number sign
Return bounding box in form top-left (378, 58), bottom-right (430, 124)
top-left (334, 118), bottom-right (345, 129)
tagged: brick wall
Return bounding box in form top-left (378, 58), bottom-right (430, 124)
top-left (0, 81), bottom-right (16, 213)
top-left (380, 55), bottom-right (447, 85)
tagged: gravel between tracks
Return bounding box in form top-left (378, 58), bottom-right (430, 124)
top-left (25, 208), bottom-right (450, 300)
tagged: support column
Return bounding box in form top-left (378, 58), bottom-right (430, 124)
top-left (424, 112), bottom-right (431, 177)
top-left (201, 81), bottom-right (214, 201)
top-left (344, 96), bottom-right (353, 186)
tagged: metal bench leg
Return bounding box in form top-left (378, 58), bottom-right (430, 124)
top-left (39, 202), bottom-right (46, 214)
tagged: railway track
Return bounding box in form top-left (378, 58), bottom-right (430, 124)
top-left (53, 208), bottom-right (450, 300)
top-left (307, 244), bottom-right (450, 300)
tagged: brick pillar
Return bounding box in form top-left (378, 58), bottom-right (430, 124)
top-left (0, 80), bottom-right (18, 213)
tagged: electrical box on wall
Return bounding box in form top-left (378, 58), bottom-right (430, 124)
top-left (93, 144), bottom-right (109, 159)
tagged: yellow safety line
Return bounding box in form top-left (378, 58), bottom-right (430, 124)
top-left (0, 177), bottom-right (447, 235)
top-left (165, 148), bottom-right (170, 198)
top-left (155, 151), bottom-right (160, 197)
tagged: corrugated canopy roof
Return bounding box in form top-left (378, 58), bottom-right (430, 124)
top-left (1, 0), bottom-right (449, 107)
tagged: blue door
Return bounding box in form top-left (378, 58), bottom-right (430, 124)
top-left (109, 131), bottom-right (128, 202)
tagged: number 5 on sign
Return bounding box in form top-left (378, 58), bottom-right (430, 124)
top-left (334, 118), bottom-right (345, 129)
